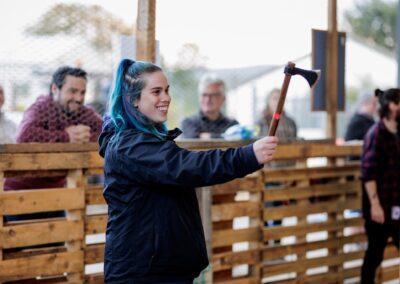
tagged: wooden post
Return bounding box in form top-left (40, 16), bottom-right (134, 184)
top-left (326, 0), bottom-right (338, 140)
top-left (136, 0), bottom-right (156, 62)
top-left (0, 171), bottom-right (3, 284)
top-left (66, 169), bottom-right (85, 283)
top-left (196, 187), bottom-right (213, 283)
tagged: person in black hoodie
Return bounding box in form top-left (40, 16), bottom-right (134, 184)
top-left (345, 92), bottom-right (377, 142)
top-left (98, 59), bottom-right (278, 283)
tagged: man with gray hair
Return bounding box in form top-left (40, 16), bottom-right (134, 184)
top-left (181, 73), bottom-right (238, 139)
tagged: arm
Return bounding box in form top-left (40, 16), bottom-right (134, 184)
top-left (17, 99), bottom-right (69, 143)
top-left (114, 134), bottom-right (276, 188)
top-left (364, 180), bottom-right (384, 224)
top-left (361, 125), bottom-right (384, 223)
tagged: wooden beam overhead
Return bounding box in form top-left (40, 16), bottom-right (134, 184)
top-left (136, 0), bottom-right (156, 62)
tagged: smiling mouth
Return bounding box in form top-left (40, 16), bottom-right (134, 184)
top-left (157, 106), bottom-right (168, 112)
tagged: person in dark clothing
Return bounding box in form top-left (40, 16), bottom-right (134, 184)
top-left (181, 73), bottom-right (238, 139)
top-left (360, 88), bottom-right (400, 284)
top-left (345, 93), bottom-right (377, 142)
top-left (99, 59), bottom-right (278, 283)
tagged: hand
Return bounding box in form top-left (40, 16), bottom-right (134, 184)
top-left (253, 136), bottom-right (278, 164)
top-left (65, 124), bottom-right (91, 143)
top-left (371, 202), bottom-right (385, 224)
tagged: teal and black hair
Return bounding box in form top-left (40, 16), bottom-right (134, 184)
top-left (375, 88), bottom-right (400, 119)
top-left (108, 58), bottom-right (168, 139)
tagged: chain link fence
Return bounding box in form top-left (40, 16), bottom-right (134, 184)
top-left (0, 0), bottom-right (376, 143)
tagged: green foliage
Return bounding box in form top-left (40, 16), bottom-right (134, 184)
top-left (344, 0), bottom-right (397, 50)
top-left (25, 4), bottom-right (134, 50)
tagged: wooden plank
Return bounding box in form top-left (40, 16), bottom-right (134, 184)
top-left (85, 215), bottom-right (107, 234)
top-left (0, 275), bottom-right (69, 283)
top-left (383, 244), bottom-right (399, 259)
top-left (382, 264), bottom-right (400, 281)
top-left (84, 273), bottom-right (104, 284)
top-left (264, 217), bottom-right (363, 240)
top-left (214, 277), bottom-right (259, 284)
top-left (0, 153), bottom-right (91, 171)
top-left (84, 244), bottom-right (104, 264)
top-left (0, 143), bottom-right (98, 154)
top-left (271, 144), bottom-right (361, 160)
top-left (0, 188), bottom-right (84, 215)
top-left (176, 139), bottom-right (253, 151)
top-left (263, 181), bottom-right (360, 201)
top-left (301, 271), bottom-right (349, 284)
top-left (262, 233), bottom-right (366, 261)
top-left (262, 165), bottom-right (360, 182)
top-left (85, 168), bottom-right (104, 176)
top-left (212, 249), bottom-right (260, 272)
top-left (85, 186), bottom-right (106, 205)
top-left (213, 227), bottom-right (260, 248)
top-left (0, 142), bottom-right (360, 157)
top-left (0, 251), bottom-right (83, 281)
top-left (212, 202), bottom-right (260, 222)
top-left (88, 152), bottom-right (104, 168)
top-left (3, 246), bottom-right (66, 260)
top-left (5, 170), bottom-right (68, 178)
top-left (1, 220), bottom-right (83, 249)
top-left (213, 175), bottom-right (261, 195)
top-left (263, 251), bottom-right (364, 277)
top-left (263, 198), bottom-right (360, 220)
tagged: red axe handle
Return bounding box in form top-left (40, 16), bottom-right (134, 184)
top-left (268, 61), bottom-right (295, 136)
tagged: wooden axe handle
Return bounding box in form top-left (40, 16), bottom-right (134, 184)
top-left (268, 61), bottom-right (295, 136)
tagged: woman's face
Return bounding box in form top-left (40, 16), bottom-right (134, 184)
top-left (135, 71), bottom-right (171, 124)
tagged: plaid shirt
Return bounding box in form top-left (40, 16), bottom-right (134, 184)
top-left (361, 120), bottom-right (400, 221)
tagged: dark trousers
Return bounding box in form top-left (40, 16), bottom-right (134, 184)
top-left (361, 220), bottom-right (400, 284)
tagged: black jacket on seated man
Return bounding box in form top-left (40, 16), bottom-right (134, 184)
top-left (181, 111), bottom-right (238, 139)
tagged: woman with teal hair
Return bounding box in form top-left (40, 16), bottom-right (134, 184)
top-left (99, 58), bottom-right (278, 283)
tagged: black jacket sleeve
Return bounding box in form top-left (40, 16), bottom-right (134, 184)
top-left (114, 134), bottom-right (262, 188)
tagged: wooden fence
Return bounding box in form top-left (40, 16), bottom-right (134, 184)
top-left (0, 141), bottom-right (398, 283)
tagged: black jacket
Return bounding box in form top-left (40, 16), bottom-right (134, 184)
top-left (344, 113), bottom-right (375, 141)
top-left (98, 119), bottom-right (262, 283)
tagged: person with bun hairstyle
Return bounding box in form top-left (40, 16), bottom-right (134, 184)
top-left (360, 88), bottom-right (400, 284)
top-left (98, 59), bottom-right (278, 283)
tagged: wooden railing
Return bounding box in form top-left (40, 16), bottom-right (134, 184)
top-left (0, 141), bottom-right (398, 283)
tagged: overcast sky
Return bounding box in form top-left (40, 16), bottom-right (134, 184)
top-left (0, 0), bottom-right (358, 68)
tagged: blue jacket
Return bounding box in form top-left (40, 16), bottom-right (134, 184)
top-left (98, 120), bottom-right (262, 283)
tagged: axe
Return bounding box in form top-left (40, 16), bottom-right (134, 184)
top-left (268, 62), bottom-right (320, 136)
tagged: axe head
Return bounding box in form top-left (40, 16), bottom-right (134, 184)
top-left (284, 64), bottom-right (320, 88)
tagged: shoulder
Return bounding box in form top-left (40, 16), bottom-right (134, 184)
top-left (80, 106), bottom-right (102, 120)
top-left (35, 95), bottom-right (54, 106)
top-left (113, 129), bottom-right (171, 154)
top-left (182, 113), bottom-right (201, 124)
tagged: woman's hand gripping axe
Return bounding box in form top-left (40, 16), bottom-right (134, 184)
top-left (268, 62), bottom-right (320, 136)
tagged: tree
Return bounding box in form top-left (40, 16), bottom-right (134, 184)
top-left (25, 3), bottom-right (134, 51)
top-left (344, 0), bottom-right (397, 51)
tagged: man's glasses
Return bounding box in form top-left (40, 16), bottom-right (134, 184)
top-left (202, 92), bottom-right (223, 99)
